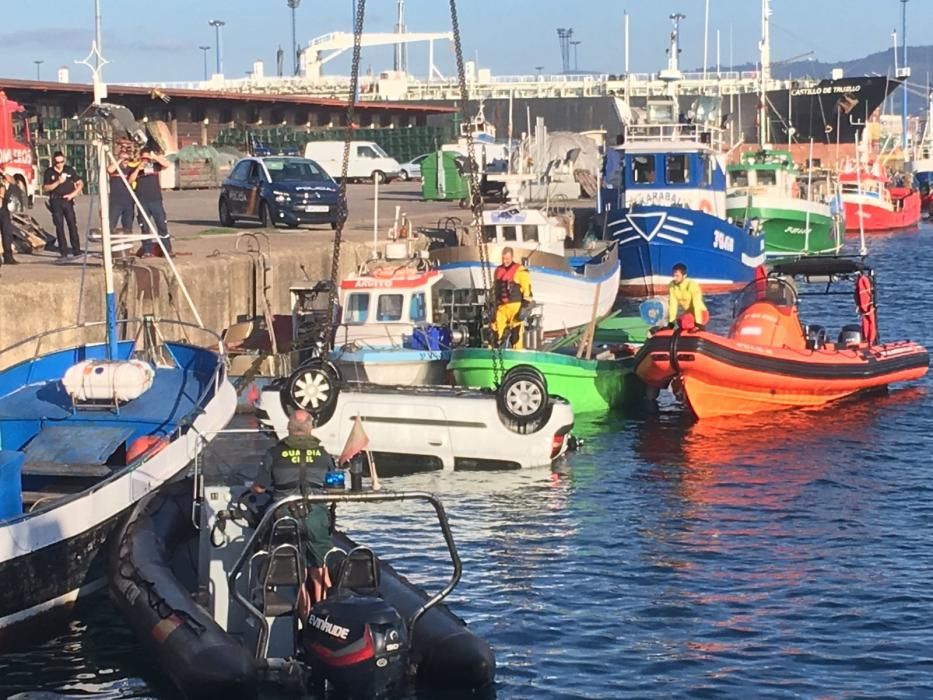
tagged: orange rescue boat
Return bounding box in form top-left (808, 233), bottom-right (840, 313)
top-left (634, 257), bottom-right (929, 419)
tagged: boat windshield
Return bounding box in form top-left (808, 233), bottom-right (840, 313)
top-left (733, 276), bottom-right (798, 317)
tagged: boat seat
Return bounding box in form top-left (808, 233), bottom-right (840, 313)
top-left (333, 546), bottom-right (380, 596)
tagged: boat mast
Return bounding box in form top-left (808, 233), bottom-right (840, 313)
top-left (90, 0), bottom-right (118, 359)
top-left (758, 0), bottom-right (771, 146)
top-left (901, 0), bottom-right (909, 159)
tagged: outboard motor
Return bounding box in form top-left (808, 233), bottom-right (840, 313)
top-left (838, 324), bottom-right (863, 348)
top-left (302, 547), bottom-right (409, 698)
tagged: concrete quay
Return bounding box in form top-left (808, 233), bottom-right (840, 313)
top-left (0, 182), bottom-right (481, 366)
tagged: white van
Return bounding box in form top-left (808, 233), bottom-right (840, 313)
top-left (303, 140), bottom-right (401, 183)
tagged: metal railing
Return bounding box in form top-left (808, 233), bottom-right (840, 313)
top-left (228, 490), bottom-right (462, 659)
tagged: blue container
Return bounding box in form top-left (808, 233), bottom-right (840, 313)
top-left (409, 325), bottom-right (452, 351)
top-left (0, 450), bottom-right (24, 520)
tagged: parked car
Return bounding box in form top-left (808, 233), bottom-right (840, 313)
top-left (303, 140), bottom-right (401, 184)
top-left (398, 153), bottom-right (430, 181)
top-left (218, 156), bottom-right (340, 229)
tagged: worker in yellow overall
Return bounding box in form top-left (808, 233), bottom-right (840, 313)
top-left (492, 247), bottom-right (533, 349)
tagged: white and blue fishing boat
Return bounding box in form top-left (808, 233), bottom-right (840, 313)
top-left (599, 13), bottom-right (765, 296)
top-left (430, 207), bottom-right (620, 335)
top-left (0, 47), bottom-right (235, 643)
top-left (600, 131), bottom-right (766, 295)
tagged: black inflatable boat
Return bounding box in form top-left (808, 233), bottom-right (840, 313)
top-left (108, 478), bottom-right (495, 699)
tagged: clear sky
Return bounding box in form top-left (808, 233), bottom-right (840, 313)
top-left (5, 0), bottom-right (933, 84)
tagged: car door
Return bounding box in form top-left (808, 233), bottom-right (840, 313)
top-left (241, 161), bottom-right (264, 219)
top-left (225, 160), bottom-right (252, 216)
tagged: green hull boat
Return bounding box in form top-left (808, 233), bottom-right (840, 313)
top-left (448, 348), bottom-right (644, 415)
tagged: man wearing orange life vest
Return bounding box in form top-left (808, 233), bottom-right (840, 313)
top-left (668, 262), bottom-right (709, 329)
top-left (493, 247), bottom-right (533, 349)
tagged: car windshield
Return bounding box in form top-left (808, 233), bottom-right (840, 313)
top-left (264, 158), bottom-right (329, 183)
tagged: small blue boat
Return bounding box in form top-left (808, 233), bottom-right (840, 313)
top-left (600, 129), bottom-right (766, 296)
top-left (0, 65), bottom-right (235, 642)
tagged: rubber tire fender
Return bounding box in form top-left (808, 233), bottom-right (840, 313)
top-left (496, 365), bottom-right (549, 424)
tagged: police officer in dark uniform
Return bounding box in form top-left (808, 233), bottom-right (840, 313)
top-left (252, 409), bottom-right (336, 616)
top-left (42, 150), bottom-right (84, 259)
top-left (0, 172), bottom-right (18, 267)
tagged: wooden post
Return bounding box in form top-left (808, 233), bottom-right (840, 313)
top-left (576, 284), bottom-right (601, 360)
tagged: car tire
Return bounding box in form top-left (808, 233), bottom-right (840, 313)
top-left (259, 201), bottom-right (273, 228)
top-left (399, 170), bottom-right (410, 181)
top-left (286, 222), bottom-right (299, 229)
top-left (286, 359), bottom-right (341, 419)
top-left (219, 198), bottom-right (235, 227)
top-left (497, 365), bottom-right (549, 424)
top-left (371, 170), bottom-right (386, 185)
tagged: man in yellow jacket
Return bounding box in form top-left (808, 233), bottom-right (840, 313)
top-left (668, 262), bottom-right (709, 329)
top-left (493, 247), bottom-right (533, 349)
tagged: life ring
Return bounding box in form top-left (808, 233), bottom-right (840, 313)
top-left (698, 198), bottom-right (714, 215)
top-left (127, 435), bottom-right (169, 463)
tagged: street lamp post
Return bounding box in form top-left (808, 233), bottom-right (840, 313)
top-left (33, 60), bottom-right (44, 81)
top-left (199, 46), bottom-right (211, 80)
top-left (288, 0), bottom-right (301, 76)
top-left (208, 20), bottom-right (225, 76)
top-left (901, 0), bottom-right (909, 155)
top-left (570, 41), bottom-right (581, 73)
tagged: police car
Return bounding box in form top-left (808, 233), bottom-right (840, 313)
top-left (218, 156), bottom-right (341, 230)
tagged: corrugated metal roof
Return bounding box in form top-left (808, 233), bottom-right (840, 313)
top-left (0, 78), bottom-right (454, 113)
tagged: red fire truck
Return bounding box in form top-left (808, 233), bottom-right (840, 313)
top-left (0, 90), bottom-right (37, 212)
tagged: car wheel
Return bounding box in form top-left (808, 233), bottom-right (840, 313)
top-left (286, 359), bottom-right (341, 419)
top-left (497, 366), bottom-right (548, 424)
top-left (399, 169), bottom-right (410, 181)
top-left (371, 170), bottom-right (386, 185)
top-left (218, 198), bottom-right (235, 227)
top-left (286, 222), bottom-right (299, 229)
top-left (259, 201), bottom-right (273, 228)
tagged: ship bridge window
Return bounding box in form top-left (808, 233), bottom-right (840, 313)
top-left (730, 169), bottom-right (749, 188)
top-left (377, 294), bottom-right (404, 322)
top-left (757, 170), bottom-right (777, 186)
top-left (346, 293), bottom-right (370, 324)
top-left (665, 155), bottom-right (690, 184)
top-left (483, 225), bottom-right (497, 241)
top-left (631, 155), bottom-right (656, 184)
top-left (410, 292), bottom-right (427, 323)
top-left (501, 226), bottom-right (517, 241)
top-left (521, 225), bottom-right (539, 242)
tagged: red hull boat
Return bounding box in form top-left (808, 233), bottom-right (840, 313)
top-left (840, 170), bottom-right (921, 231)
top-left (634, 258), bottom-right (929, 419)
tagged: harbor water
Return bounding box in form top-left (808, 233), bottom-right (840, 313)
top-left (3, 226), bottom-right (933, 698)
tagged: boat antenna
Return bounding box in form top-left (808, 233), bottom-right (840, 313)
top-left (758, 0), bottom-right (771, 146)
top-left (77, 42), bottom-right (118, 359)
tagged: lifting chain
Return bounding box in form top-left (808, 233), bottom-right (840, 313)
top-left (448, 0), bottom-right (505, 385)
top-left (322, 0), bottom-right (367, 355)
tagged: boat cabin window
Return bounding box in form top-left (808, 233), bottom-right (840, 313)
top-left (665, 154), bottom-right (690, 184)
top-left (733, 276), bottom-right (798, 318)
top-left (409, 292), bottom-right (427, 323)
top-left (501, 226), bottom-right (517, 242)
top-left (730, 169), bottom-right (749, 188)
top-left (522, 225), bottom-right (539, 242)
top-left (632, 155), bottom-right (656, 184)
top-left (346, 293), bottom-right (370, 324)
top-left (377, 294), bottom-right (404, 322)
top-left (757, 170), bottom-right (777, 186)
top-left (702, 155), bottom-right (715, 186)
top-left (483, 225), bottom-right (497, 242)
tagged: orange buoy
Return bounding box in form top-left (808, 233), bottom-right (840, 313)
top-left (127, 435), bottom-right (169, 463)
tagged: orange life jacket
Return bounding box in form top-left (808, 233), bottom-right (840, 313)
top-left (495, 263), bottom-right (523, 304)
